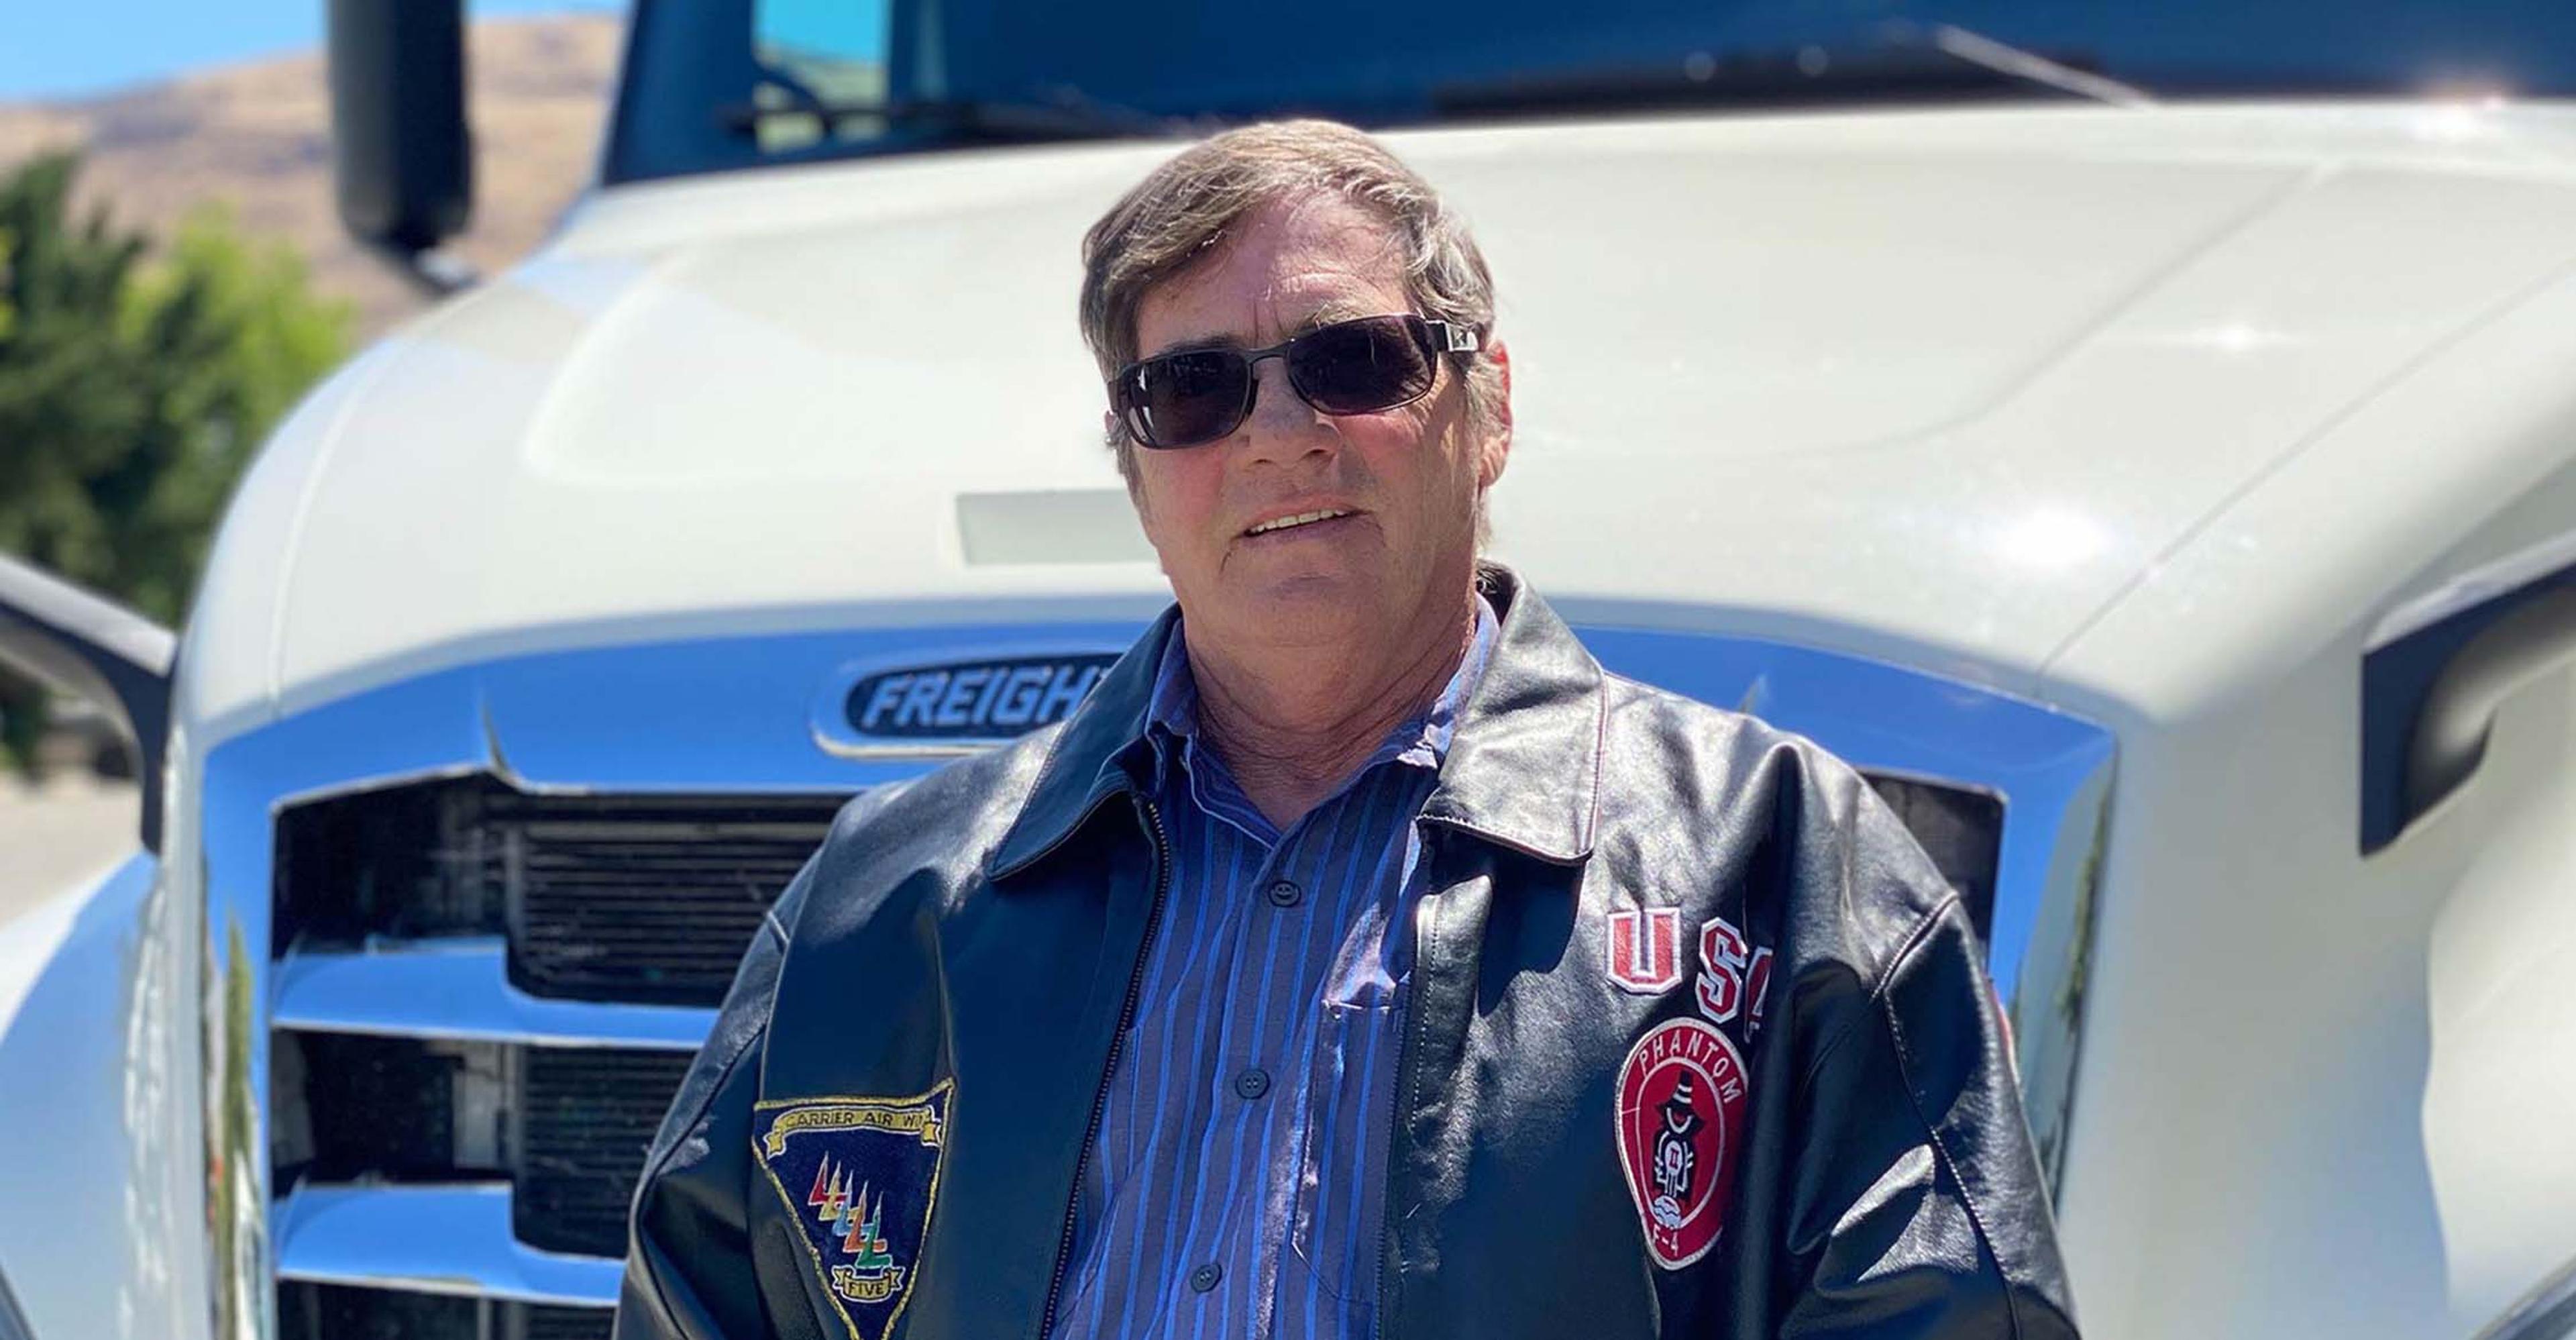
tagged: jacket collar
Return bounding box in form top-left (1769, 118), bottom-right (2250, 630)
top-left (986, 562), bottom-right (1605, 880)
top-left (984, 605), bottom-right (1175, 881)
top-left (1418, 564), bottom-right (1605, 865)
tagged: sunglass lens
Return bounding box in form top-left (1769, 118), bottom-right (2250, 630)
top-left (1126, 350), bottom-right (1249, 448)
top-left (1288, 316), bottom-right (1436, 414)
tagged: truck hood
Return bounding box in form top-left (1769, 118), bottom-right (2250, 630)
top-left (187, 101), bottom-right (2576, 727)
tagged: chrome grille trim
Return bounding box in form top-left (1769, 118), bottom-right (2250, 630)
top-left (205, 670), bottom-right (503, 1340)
top-left (271, 939), bottom-right (715, 1051)
top-left (272, 1183), bottom-right (621, 1308)
top-left (211, 621), bottom-right (1136, 1339)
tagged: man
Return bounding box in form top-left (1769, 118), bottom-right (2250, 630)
top-left (618, 121), bottom-right (2077, 1340)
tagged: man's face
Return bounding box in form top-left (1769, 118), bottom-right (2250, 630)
top-left (1124, 193), bottom-right (1508, 658)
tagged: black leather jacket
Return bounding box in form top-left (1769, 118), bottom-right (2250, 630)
top-left (616, 566), bottom-right (2079, 1340)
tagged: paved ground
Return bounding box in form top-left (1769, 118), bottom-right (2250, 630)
top-left (0, 773), bottom-right (140, 929)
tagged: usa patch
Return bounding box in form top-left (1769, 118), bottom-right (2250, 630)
top-left (1615, 1017), bottom-right (1747, 1270)
top-left (1606, 906), bottom-right (1687, 994)
top-left (752, 1084), bottom-right (953, 1340)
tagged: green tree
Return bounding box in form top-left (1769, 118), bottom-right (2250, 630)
top-left (0, 150), bottom-right (352, 776)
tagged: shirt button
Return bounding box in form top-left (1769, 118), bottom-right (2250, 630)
top-left (1189, 1262), bottom-right (1222, 1292)
top-left (1266, 879), bottom-right (1303, 908)
top-left (1233, 1067), bottom-right (1271, 1100)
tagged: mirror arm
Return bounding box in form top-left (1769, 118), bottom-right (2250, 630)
top-left (364, 240), bottom-right (478, 297)
top-left (2361, 545), bottom-right (2576, 854)
top-left (0, 554), bottom-right (175, 853)
top-left (0, 1258), bottom-right (31, 1340)
top-left (2473, 1249), bottom-right (2576, 1340)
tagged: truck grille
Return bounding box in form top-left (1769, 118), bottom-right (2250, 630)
top-left (279, 1284), bottom-right (612, 1340)
top-left (275, 780), bottom-right (839, 1004)
top-left (270, 778), bottom-right (851, 1333)
top-left (1864, 773), bottom-right (2004, 941)
top-left (496, 792), bottom-right (838, 1004)
top-left (516, 1047), bottom-right (698, 1256)
top-left (522, 1306), bottom-right (616, 1340)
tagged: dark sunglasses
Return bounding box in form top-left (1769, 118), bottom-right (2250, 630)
top-left (1110, 313), bottom-right (1481, 450)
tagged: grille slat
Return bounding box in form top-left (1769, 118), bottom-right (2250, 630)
top-left (277, 1285), bottom-right (608, 1340)
top-left (492, 791), bottom-right (843, 1004)
top-left (515, 1047), bottom-right (698, 1257)
top-left (523, 1306), bottom-right (615, 1340)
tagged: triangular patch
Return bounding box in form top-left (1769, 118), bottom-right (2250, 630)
top-left (751, 1083), bottom-right (953, 1340)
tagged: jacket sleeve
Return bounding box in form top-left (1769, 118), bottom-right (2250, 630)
top-left (1772, 774), bottom-right (2082, 1339)
top-left (612, 857), bottom-right (813, 1340)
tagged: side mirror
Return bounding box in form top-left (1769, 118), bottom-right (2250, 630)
top-left (327, 0), bottom-right (476, 291)
top-left (2360, 539), bottom-right (2576, 854)
top-left (0, 555), bottom-right (174, 854)
top-left (2471, 1250), bottom-right (2576, 1339)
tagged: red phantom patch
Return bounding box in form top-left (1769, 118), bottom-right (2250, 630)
top-left (1606, 907), bottom-right (1686, 993)
top-left (1615, 1017), bottom-right (1748, 1270)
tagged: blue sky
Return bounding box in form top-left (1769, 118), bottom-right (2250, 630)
top-left (1, 0), bottom-right (625, 102)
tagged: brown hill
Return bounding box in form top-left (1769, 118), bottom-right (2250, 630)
top-left (0, 14), bottom-right (621, 339)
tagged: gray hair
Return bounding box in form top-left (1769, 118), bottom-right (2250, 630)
top-left (1079, 119), bottom-right (1502, 485)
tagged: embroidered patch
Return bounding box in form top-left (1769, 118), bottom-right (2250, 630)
top-left (1743, 946), bottom-right (1776, 1037)
top-left (1695, 918), bottom-right (1750, 1022)
top-left (1606, 906), bottom-right (1687, 993)
top-left (1615, 1017), bottom-right (1748, 1270)
top-left (1696, 917), bottom-right (1777, 1037)
top-left (752, 1083), bottom-right (953, 1340)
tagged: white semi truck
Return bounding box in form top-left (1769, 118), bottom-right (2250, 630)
top-left (6, 2), bottom-right (2576, 1337)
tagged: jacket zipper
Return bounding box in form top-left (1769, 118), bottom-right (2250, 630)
top-left (1375, 833), bottom-right (1436, 1340)
top-left (1036, 794), bottom-right (1172, 1340)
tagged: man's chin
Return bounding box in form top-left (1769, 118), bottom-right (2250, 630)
top-left (1212, 572), bottom-right (1385, 644)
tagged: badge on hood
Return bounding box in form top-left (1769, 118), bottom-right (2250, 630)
top-left (814, 652), bottom-right (1122, 756)
top-left (1615, 1018), bottom-right (1747, 1270)
top-left (752, 1084), bottom-right (954, 1340)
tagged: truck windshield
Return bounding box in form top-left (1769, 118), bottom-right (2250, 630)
top-left (607, 0), bottom-right (2576, 185)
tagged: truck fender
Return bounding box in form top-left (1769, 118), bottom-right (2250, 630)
top-left (0, 852), bottom-right (186, 1340)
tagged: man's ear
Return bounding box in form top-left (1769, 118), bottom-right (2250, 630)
top-left (1107, 409), bottom-right (1148, 511)
top-left (1477, 338), bottom-right (1514, 490)
top-left (1110, 410), bottom-right (1173, 582)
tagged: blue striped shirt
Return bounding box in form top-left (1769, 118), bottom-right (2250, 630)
top-left (1051, 598), bottom-right (1499, 1340)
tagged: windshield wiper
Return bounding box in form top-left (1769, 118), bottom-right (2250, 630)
top-left (1909, 23), bottom-right (2155, 107)
top-left (718, 84), bottom-right (1187, 142)
top-left (1434, 25), bottom-right (2153, 117)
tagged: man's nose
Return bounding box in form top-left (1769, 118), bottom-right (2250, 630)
top-left (1237, 357), bottom-right (1336, 465)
